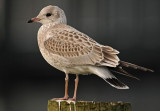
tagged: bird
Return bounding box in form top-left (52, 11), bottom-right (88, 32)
top-left (28, 5), bottom-right (154, 101)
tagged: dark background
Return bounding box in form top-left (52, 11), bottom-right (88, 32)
top-left (0, 0), bottom-right (160, 111)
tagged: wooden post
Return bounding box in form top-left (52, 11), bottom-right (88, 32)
top-left (48, 100), bottom-right (131, 111)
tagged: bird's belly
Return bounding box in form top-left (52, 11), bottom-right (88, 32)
top-left (38, 45), bottom-right (93, 75)
top-left (64, 65), bottom-right (92, 75)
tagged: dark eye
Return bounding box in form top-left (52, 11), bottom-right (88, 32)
top-left (46, 13), bottom-right (51, 17)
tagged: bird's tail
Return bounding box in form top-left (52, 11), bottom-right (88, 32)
top-left (104, 78), bottom-right (129, 89)
top-left (119, 61), bottom-right (154, 72)
top-left (90, 66), bottom-right (129, 89)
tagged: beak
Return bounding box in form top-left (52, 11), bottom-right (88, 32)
top-left (27, 17), bottom-right (40, 23)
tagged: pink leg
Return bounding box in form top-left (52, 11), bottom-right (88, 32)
top-left (69, 75), bottom-right (79, 101)
top-left (52, 74), bottom-right (69, 100)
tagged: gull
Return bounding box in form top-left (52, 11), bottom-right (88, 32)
top-left (28, 5), bottom-right (153, 101)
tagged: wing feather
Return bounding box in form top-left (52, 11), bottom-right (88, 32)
top-left (44, 24), bottom-right (120, 67)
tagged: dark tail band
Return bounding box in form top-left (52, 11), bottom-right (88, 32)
top-left (105, 78), bottom-right (129, 89)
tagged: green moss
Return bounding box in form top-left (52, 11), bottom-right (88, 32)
top-left (48, 100), bottom-right (131, 111)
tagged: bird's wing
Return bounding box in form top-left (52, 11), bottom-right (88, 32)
top-left (44, 24), bottom-right (119, 67)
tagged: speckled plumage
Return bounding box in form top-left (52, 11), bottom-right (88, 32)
top-left (38, 23), bottom-right (120, 71)
top-left (28, 5), bottom-right (153, 100)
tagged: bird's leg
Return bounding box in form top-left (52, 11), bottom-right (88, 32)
top-left (69, 75), bottom-right (79, 101)
top-left (64, 73), bottom-right (69, 99)
top-left (52, 73), bottom-right (69, 100)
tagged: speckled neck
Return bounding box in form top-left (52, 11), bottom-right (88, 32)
top-left (37, 22), bottom-right (61, 45)
top-left (38, 22), bottom-right (57, 34)
top-left (37, 22), bottom-right (56, 49)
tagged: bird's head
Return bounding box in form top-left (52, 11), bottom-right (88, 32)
top-left (28, 5), bottom-right (67, 25)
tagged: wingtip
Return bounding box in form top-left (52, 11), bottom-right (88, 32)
top-left (120, 61), bottom-right (155, 73)
top-left (145, 68), bottom-right (154, 72)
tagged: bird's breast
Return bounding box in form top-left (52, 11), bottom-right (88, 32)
top-left (37, 27), bottom-right (69, 72)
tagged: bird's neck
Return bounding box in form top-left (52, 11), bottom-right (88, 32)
top-left (37, 22), bottom-right (61, 49)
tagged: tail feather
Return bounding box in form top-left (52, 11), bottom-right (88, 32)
top-left (90, 66), bottom-right (129, 89)
top-left (120, 61), bottom-right (154, 72)
top-left (104, 78), bottom-right (129, 89)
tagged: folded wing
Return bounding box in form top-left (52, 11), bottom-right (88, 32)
top-left (44, 24), bottom-right (120, 67)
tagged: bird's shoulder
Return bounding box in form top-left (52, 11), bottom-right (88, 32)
top-left (44, 24), bottom-right (97, 56)
top-left (45, 23), bottom-right (98, 45)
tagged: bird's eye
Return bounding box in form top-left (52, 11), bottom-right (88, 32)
top-left (46, 13), bottom-right (52, 17)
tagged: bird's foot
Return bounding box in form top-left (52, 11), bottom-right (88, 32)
top-left (68, 97), bottom-right (76, 101)
top-left (51, 96), bottom-right (69, 101)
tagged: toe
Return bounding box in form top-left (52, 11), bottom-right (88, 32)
top-left (68, 98), bottom-right (76, 101)
top-left (51, 97), bottom-right (69, 100)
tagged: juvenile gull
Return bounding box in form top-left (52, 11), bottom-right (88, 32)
top-left (28, 5), bottom-right (153, 101)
